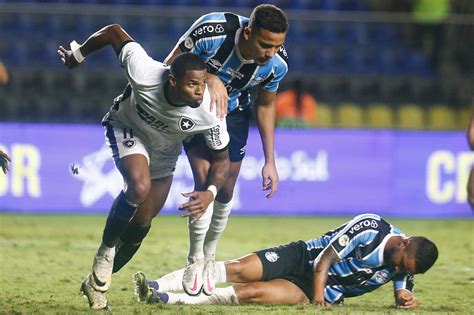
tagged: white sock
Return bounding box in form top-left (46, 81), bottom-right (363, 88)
top-left (215, 261), bottom-right (227, 283)
top-left (155, 268), bottom-right (185, 292)
top-left (97, 241), bottom-right (115, 257)
top-left (203, 199), bottom-right (232, 258)
top-left (187, 200), bottom-right (214, 261)
top-left (165, 286), bottom-right (238, 305)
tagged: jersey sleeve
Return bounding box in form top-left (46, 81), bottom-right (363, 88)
top-left (177, 13), bottom-right (226, 56)
top-left (261, 46), bottom-right (289, 93)
top-left (328, 214), bottom-right (382, 259)
top-left (202, 118), bottom-right (229, 151)
top-left (393, 273), bottom-right (414, 293)
top-left (118, 42), bottom-right (165, 87)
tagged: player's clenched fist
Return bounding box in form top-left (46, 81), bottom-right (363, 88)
top-left (58, 46), bottom-right (81, 69)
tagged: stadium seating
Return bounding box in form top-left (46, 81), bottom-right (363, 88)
top-left (312, 102), bottom-right (333, 128)
top-left (335, 102), bottom-right (364, 128)
top-left (366, 103), bottom-right (394, 129)
top-left (427, 104), bottom-right (457, 130)
top-left (397, 104), bottom-right (425, 129)
top-left (457, 106), bottom-right (472, 129)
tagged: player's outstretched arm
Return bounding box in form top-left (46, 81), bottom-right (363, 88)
top-left (395, 290), bottom-right (420, 309)
top-left (0, 150), bottom-right (11, 174)
top-left (58, 24), bottom-right (133, 69)
top-left (311, 246), bottom-right (338, 307)
top-left (180, 148), bottom-right (230, 224)
top-left (255, 88), bottom-right (279, 198)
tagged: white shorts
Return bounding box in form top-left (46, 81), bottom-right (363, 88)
top-left (103, 121), bottom-right (180, 179)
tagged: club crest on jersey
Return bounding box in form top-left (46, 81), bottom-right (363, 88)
top-left (122, 139), bottom-right (136, 149)
top-left (338, 234), bottom-right (350, 247)
top-left (208, 58), bottom-right (222, 70)
top-left (179, 117), bottom-right (196, 131)
top-left (265, 251), bottom-right (279, 263)
top-left (184, 37), bottom-right (194, 50)
top-left (373, 270), bottom-right (390, 283)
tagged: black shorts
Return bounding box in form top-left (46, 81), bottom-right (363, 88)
top-left (255, 240), bottom-right (314, 300)
top-left (183, 108), bottom-right (251, 162)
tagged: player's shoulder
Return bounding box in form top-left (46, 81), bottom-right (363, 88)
top-left (190, 12), bottom-right (246, 38)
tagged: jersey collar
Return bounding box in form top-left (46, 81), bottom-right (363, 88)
top-left (235, 27), bottom-right (255, 65)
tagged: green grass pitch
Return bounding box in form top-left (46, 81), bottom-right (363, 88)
top-left (0, 213), bottom-right (473, 314)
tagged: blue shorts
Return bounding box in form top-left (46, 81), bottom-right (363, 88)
top-left (183, 108), bottom-right (251, 162)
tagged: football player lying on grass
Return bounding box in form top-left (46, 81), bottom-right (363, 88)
top-left (134, 213), bottom-right (438, 309)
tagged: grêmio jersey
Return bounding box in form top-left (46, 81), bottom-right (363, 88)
top-left (305, 213), bottom-right (414, 304)
top-left (103, 41), bottom-right (229, 155)
top-left (174, 12), bottom-right (289, 112)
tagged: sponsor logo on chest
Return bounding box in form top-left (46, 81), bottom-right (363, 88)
top-left (225, 67), bottom-right (244, 80)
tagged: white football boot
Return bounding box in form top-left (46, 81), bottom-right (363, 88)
top-left (202, 256), bottom-right (217, 296)
top-left (80, 274), bottom-right (109, 310)
top-left (90, 251), bottom-right (114, 292)
top-left (182, 257), bottom-right (204, 296)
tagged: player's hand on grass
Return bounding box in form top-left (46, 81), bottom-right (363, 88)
top-left (396, 296), bottom-right (420, 309)
top-left (311, 298), bottom-right (331, 308)
top-left (179, 191), bottom-right (214, 224)
top-left (0, 150), bottom-right (11, 174)
top-left (58, 46), bottom-right (81, 69)
top-left (262, 161), bottom-right (278, 198)
top-left (206, 74), bottom-right (228, 120)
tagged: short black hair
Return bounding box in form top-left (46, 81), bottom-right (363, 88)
top-left (249, 4), bottom-right (289, 34)
top-left (170, 52), bottom-right (207, 79)
top-left (409, 236), bottom-right (439, 274)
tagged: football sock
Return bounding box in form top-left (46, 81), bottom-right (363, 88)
top-left (102, 191), bottom-right (139, 248)
top-left (203, 199), bottom-right (232, 258)
top-left (164, 286), bottom-right (238, 304)
top-left (112, 224), bottom-right (150, 273)
top-left (97, 241), bottom-right (115, 257)
top-left (187, 200), bottom-right (213, 261)
top-left (155, 268), bottom-right (185, 292)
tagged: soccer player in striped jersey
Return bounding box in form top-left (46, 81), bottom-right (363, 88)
top-left (134, 213), bottom-right (438, 309)
top-left (58, 24), bottom-right (230, 309)
top-left (164, 4), bottom-right (289, 296)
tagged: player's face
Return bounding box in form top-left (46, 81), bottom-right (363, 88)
top-left (388, 240), bottom-right (418, 275)
top-left (176, 69), bottom-right (208, 108)
top-left (243, 27), bottom-right (286, 65)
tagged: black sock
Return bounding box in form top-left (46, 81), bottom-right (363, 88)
top-left (102, 191), bottom-right (138, 248)
top-left (113, 224), bottom-right (151, 273)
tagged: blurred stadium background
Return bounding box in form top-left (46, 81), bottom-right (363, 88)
top-left (0, 0), bottom-right (473, 216)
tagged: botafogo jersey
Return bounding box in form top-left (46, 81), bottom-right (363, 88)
top-left (103, 41), bottom-right (229, 156)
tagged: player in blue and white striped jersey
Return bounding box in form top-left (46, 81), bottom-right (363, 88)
top-left (134, 214), bottom-right (438, 309)
top-left (164, 4), bottom-right (289, 296)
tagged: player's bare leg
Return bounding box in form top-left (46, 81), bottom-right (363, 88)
top-left (234, 279), bottom-right (309, 304)
top-left (88, 154), bottom-right (149, 296)
top-left (113, 176), bottom-right (173, 273)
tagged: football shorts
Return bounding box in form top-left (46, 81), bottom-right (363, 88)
top-left (103, 121), bottom-right (179, 179)
top-left (255, 240), bottom-right (314, 300)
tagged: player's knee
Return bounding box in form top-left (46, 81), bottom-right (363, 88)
top-left (126, 179), bottom-right (150, 203)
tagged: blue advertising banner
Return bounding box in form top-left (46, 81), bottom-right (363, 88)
top-left (0, 123), bottom-right (472, 217)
